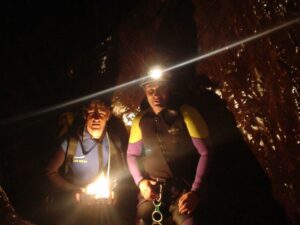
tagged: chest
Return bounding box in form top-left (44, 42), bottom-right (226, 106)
top-left (140, 110), bottom-right (190, 144)
top-left (77, 138), bottom-right (108, 163)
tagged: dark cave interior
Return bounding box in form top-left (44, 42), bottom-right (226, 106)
top-left (0, 1), bottom-right (299, 225)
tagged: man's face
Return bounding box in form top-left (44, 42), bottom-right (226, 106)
top-left (144, 82), bottom-right (169, 113)
top-left (85, 101), bottom-right (110, 139)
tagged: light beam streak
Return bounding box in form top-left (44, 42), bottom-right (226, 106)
top-left (1, 17), bottom-right (299, 125)
top-left (162, 17), bottom-right (300, 73)
top-left (0, 77), bottom-right (147, 125)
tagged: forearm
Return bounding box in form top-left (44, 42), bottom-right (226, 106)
top-left (191, 137), bottom-right (209, 192)
top-left (45, 149), bottom-right (81, 192)
top-left (46, 171), bottom-right (80, 192)
top-left (126, 141), bottom-right (144, 185)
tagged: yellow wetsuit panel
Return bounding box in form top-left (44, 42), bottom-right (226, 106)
top-left (180, 105), bottom-right (209, 138)
top-left (129, 114), bottom-right (143, 143)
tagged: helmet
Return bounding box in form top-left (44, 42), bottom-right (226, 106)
top-left (140, 66), bottom-right (171, 88)
top-left (140, 75), bottom-right (169, 88)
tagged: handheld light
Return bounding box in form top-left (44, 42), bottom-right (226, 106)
top-left (85, 172), bottom-right (110, 199)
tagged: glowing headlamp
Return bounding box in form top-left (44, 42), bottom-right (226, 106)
top-left (148, 66), bottom-right (163, 79)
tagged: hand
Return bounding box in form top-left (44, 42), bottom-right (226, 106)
top-left (178, 191), bottom-right (199, 214)
top-left (75, 188), bottom-right (85, 203)
top-left (139, 179), bottom-right (158, 200)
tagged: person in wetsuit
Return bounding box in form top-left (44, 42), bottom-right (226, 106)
top-left (127, 72), bottom-right (210, 225)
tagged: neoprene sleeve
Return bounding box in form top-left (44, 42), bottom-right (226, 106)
top-left (191, 137), bottom-right (209, 191)
top-left (127, 141), bottom-right (144, 185)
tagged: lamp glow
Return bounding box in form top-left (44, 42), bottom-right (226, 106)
top-left (149, 67), bottom-right (163, 79)
top-left (85, 172), bottom-right (110, 199)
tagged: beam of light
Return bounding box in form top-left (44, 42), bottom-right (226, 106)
top-left (0, 76), bottom-right (148, 125)
top-left (162, 17), bottom-right (300, 73)
top-left (1, 17), bottom-right (299, 125)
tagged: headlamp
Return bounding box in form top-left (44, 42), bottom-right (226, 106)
top-left (140, 65), bottom-right (169, 87)
top-left (148, 66), bottom-right (163, 79)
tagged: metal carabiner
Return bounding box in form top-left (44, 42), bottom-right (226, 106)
top-left (152, 183), bottom-right (163, 224)
top-left (152, 199), bottom-right (163, 223)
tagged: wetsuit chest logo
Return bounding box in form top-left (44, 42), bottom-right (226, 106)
top-left (73, 155), bottom-right (88, 163)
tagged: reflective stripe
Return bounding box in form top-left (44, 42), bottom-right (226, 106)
top-left (129, 114), bottom-right (143, 143)
top-left (180, 105), bottom-right (209, 138)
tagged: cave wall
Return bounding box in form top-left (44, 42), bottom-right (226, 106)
top-left (193, 0), bottom-right (300, 222)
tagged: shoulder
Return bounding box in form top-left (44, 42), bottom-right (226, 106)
top-left (179, 104), bottom-right (198, 113)
top-left (131, 109), bottom-right (152, 125)
top-left (179, 104), bottom-right (209, 138)
top-left (106, 116), bottom-right (128, 149)
top-left (59, 133), bottom-right (81, 153)
top-left (179, 104), bottom-right (204, 118)
top-left (132, 112), bottom-right (143, 125)
top-left (59, 138), bottom-right (69, 153)
top-left (129, 112), bottom-right (145, 143)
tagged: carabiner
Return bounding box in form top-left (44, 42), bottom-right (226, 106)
top-left (151, 183), bottom-right (163, 224)
top-left (152, 200), bottom-right (163, 223)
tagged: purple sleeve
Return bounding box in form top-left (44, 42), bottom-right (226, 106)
top-left (191, 137), bottom-right (209, 192)
top-left (127, 141), bottom-right (144, 185)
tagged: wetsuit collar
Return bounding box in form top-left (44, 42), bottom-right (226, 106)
top-left (83, 127), bottom-right (106, 141)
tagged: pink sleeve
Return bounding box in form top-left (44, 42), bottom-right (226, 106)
top-left (126, 141), bottom-right (144, 185)
top-left (191, 137), bottom-right (209, 192)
